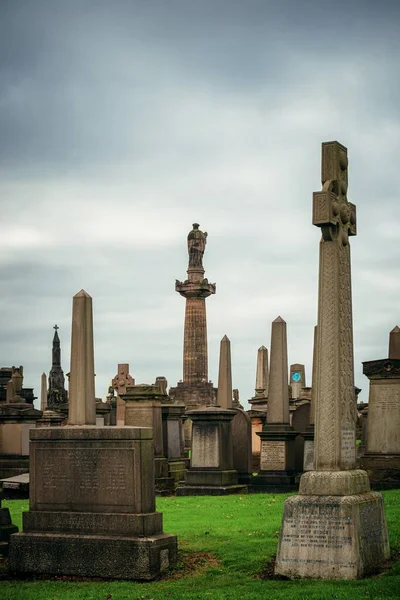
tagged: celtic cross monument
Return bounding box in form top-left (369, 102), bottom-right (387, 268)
top-left (275, 141), bottom-right (389, 579)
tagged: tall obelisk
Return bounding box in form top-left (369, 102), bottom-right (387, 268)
top-left (275, 141), bottom-right (389, 579)
top-left (68, 290), bottom-right (96, 425)
top-left (170, 224), bottom-right (217, 410)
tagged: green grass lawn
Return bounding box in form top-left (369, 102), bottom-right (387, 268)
top-left (1, 490), bottom-right (400, 600)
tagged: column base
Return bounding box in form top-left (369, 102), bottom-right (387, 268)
top-left (299, 470), bottom-right (370, 496)
top-left (275, 490), bottom-right (390, 579)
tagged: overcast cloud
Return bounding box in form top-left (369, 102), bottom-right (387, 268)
top-left (1, 0), bottom-right (399, 407)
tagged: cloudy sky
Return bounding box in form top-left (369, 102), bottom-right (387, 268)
top-left (1, 0), bottom-right (399, 409)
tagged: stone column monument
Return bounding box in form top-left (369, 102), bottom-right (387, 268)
top-left (10, 290), bottom-right (177, 580)
top-left (255, 317), bottom-right (297, 490)
top-left (360, 326), bottom-right (400, 488)
top-left (169, 224), bottom-right (217, 411)
top-left (247, 346), bottom-right (268, 471)
top-left (275, 141), bottom-right (389, 579)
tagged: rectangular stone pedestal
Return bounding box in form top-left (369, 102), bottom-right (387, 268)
top-left (9, 426), bottom-right (178, 580)
top-left (360, 453), bottom-right (400, 490)
top-left (275, 491), bottom-right (389, 579)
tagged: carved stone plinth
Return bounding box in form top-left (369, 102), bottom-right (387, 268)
top-left (252, 424), bottom-right (298, 491)
top-left (9, 427), bottom-right (177, 580)
top-left (176, 407), bottom-right (247, 496)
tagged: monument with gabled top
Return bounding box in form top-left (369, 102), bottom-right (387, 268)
top-left (275, 141), bottom-right (389, 579)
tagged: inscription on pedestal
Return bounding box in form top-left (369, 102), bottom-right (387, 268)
top-left (260, 440), bottom-right (285, 471)
top-left (191, 426), bottom-right (219, 468)
top-left (35, 446), bottom-right (134, 508)
top-left (303, 440), bottom-right (314, 471)
top-left (341, 427), bottom-right (355, 466)
top-left (374, 387), bottom-right (400, 411)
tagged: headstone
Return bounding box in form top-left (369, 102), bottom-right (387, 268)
top-left (68, 290), bottom-right (96, 426)
top-left (360, 326), bottom-right (400, 488)
top-left (176, 407), bottom-right (247, 496)
top-left (255, 317), bottom-right (297, 491)
top-left (9, 290), bottom-right (177, 580)
top-left (275, 141), bottom-right (389, 579)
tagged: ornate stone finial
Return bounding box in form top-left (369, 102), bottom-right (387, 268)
top-left (54, 324), bottom-right (59, 331)
top-left (187, 223), bottom-right (208, 269)
top-left (313, 141), bottom-right (356, 245)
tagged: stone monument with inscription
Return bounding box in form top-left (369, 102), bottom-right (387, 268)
top-left (121, 383), bottom-right (174, 493)
top-left (360, 326), bottom-right (400, 489)
top-left (169, 224), bottom-right (217, 444)
top-left (9, 289), bottom-right (177, 579)
top-left (177, 337), bottom-right (247, 495)
top-left (255, 317), bottom-right (297, 490)
top-left (275, 141), bottom-right (389, 579)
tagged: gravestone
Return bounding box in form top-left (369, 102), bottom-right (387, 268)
top-left (9, 289), bottom-right (177, 580)
top-left (360, 326), bottom-right (400, 488)
top-left (176, 407), bottom-right (247, 496)
top-left (255, 317), bottom-right (297, 491)
top-left (121, 384), bottom-right (174, 494)
top-left (275, 141), bottom-right (389, 579)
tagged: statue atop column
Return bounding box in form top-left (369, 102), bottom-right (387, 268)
top-left (187, 223), bottom-right (207, 269)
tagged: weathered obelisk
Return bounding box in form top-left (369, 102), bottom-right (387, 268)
top-left (275, 141), bottom-right (389, 579)
top-left (170, 224), bottom-right (217, 410)
top-left (68, 290), bottom-right (96, 425)
top-left (217, 335), bottom-right (232, 409)
top-left (256, 317), bottom-right (297, 490)
top-left (40, 373), bottom-right (47, 412)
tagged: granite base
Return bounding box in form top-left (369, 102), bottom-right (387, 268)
top-left (9, 531), bottom-right (177, 580)
top-left (275, 491), bottom-right (389, 579)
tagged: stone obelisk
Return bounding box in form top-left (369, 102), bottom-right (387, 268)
top-left (256, 317), bottom-right (297, 490)
top-left (389, 325), bottom-right (400, 360)
top-left (275, 141), bottom-right (389, 579)
top-left (169, 224), bottom-right (217, 451)
top-left (40, 373), bottom-right (47, 412)
top-left (68, 290), bottom-right (96, 425)
top-left (217, 335), bottom-right (232, 409)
